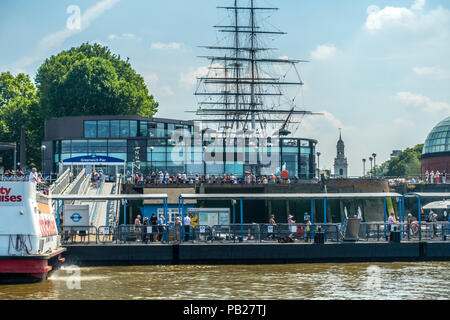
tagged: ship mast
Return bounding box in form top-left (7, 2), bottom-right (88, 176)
top-left (192, 0), bottom-right (319, 134)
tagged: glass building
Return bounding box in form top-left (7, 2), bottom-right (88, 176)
top-left (42, 116), bottom-right (317, 179)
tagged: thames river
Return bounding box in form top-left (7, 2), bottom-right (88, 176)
top-left (0, 262), bottom-right (449, 300)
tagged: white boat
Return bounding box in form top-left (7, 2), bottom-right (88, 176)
top-left (0, 178), bottom-right (65, 283)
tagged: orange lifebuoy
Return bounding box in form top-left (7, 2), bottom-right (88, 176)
top-left (281, 170), bottom-right (289, 179)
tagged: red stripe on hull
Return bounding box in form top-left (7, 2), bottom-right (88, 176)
top-left (0, 259), bottom-right (52, 276)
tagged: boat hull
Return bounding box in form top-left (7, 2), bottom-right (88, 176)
top-left (0, 248), bottom-right (66, 284)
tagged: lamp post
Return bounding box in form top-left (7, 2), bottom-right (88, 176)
top-left (41, 145), bottom-right (47, 173)
top-left (362, 158), bottom-right (366, 177)
top-left (316, 152), bottom-right (321, 179)
top-left (369, 157), bottom-right (373, 178)
top-left (150, 146), bottom-right (154, 173)
top-left (203, 146), bottom-right (207, 178)
top-left (372, 153), bottom-right (377, 177)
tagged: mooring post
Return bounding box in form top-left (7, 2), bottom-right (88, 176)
top-left (240, 198), bottom-right (244, 241)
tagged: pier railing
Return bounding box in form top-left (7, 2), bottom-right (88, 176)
top-left (58, 221), bottom-right (450, 245)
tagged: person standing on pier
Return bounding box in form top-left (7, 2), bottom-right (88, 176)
top-left (175, 217), bottom-right (182, 242)
top-left (150, 212), bottom-right (158, 242)
top-left (183, 213), bottom-right (191, 241)
top-left (135, 215), bottom-right (142, 242)
top-left (268, 215), bottom-right (276, 240)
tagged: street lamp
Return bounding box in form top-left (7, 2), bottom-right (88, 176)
top-left (362, 158), bottom-right (366, 177)
top-left (316, 152), bottom-right (321, 179)
top-left (41, 145), bottom-right (47, 173)
top-left (372, 153), bottom-right (377, 177)
top-left (150, 146), bottom-right (154, 173)
top-left (203, 146), bottom-right (207, 177)
top-left (369, 157), bottom-right (373, 178)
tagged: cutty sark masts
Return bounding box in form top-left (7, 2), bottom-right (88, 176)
top-left (191, 0), bottom-right (320, 135)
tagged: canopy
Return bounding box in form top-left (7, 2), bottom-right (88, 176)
top-left (422, 200), bottom-right (450, 210)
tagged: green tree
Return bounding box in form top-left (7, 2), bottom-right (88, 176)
top-left (374, 144), bottom-right (424, 178)
top-left (0, 72), bottom-right (41, 169)
top-left (35, 42), bottom-right (158, 119)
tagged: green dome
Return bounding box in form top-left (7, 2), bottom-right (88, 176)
top-left (423, 117), bottom-right (450, 155)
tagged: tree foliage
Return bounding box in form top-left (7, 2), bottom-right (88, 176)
top-left (375, 144), bottom-right (424, 177)
top-left (35, 42), bottom-right (158, 119)
top-left (0, 72), bottom-right (41, 168)
top-left (0, 43), bottom-right (159, 170)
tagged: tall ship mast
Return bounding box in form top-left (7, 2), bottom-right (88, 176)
top-left (192, 0), bottom-right (319, 135)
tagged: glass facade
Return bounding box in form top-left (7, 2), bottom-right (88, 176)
top-left (423, 117), bottom-right (450, 154)
top-left (52, 118), bottom-right (317, 179)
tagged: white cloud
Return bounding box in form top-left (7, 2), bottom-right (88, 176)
top-left (179, 64), bottom-right (222, 86)
top-left (15, 0), bottom-right (120, 69)
top-left (413, 66), bottom-right (450, 79)
top-left (108, 33), bottom-right (138, 41)
top-left (411, 0), bottom-right (426, 11)
top-left (392, 118), bottom-right (414, 127)
top-left (310, 45), bottom-right (337, 61)
top-left (396, 92), bottom-right (450, 113)
top-left (151, 42), bottom-right (182, 51)
top-left (145, 73), bottom-right (159, 84)
top-left (364, 0), bottom-right (450, 32)
top-left (158, 86), bottom-right (175, 96)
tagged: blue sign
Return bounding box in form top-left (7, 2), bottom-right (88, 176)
top-left (70, 213), bottom-right (82, 223)
top-left (63, 155), bottom-right (125, 164)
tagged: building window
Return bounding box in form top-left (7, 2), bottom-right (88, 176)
top-left (108, 140), bottom-right (127, 153)
top-left (84, 121), bottom-right (97, 138)
top-left (139, 121), bottom-right (148, 137)
top-left (88, 140), bottom-right (108, 154)
top-left (71, 140), bottom-right (88, 153)
top-left (97, 121), bottom-right (110, 138)
top-left (130, 121), bottom-right (138, 137)
top-left (120, 120), bottom-right (130, 138)
top-left (62, 140), bottom-right (71, 154)
top-left (157, 123), bottom-right (165, 138)
top-left (111, 120), bottom-right (120, 138)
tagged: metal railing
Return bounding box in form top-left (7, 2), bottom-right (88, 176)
top-left (60, 226), bottom-right (98, 245)
top-left (49, 169), bottom-right (71, 195)
top-left (58, 222), bottom-right (450, 245)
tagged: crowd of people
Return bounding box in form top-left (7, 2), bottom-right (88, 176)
top-left (128, 171), bottom-right (302, 186)
top-left (1, 167), bottom-right (47, 185)
top-left (424, 170), bottom-right (447, 184)
top-left (90, 169), bottom-right (104, 188)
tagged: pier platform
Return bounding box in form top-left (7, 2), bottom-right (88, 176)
top-left (62, 241), bottom-right (450, 266)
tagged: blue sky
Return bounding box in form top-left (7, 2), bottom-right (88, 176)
top-left (1, 0), bottom-right (449, 176)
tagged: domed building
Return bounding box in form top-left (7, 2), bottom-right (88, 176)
top-left (421, 116), bottom-right (450, 176)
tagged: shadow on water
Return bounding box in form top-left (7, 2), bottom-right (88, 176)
top-left (0, 262), bottom-right (449, 300)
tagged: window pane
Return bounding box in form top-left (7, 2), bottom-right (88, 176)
top-left (88, 140), bottom-right (108, 154)
top-left (140, 121), bottom-right (148, 137)
top-left (71, 140), bottom-right (88, 153)
top-left (120, 120), bottom-right (130, 138)
top-left (111, 121), bottom-right (120, 138)
top-left (62, 141), bottom-right (71, 154)
top-left (97, 121), bottom-right (110, 138)
top-left (84, 121), bottom-right (97, 138)
top-left (108, 140), bottom-right (127, 153)
top-left (130, 121), bottom-right (138, 137)
top-left (157, 123), bottom-right (165, 138)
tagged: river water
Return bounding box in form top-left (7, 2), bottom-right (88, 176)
top-left (0, 262), bottom-right (448, 300)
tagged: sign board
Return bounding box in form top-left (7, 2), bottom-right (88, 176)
top-left (63, 205), bottom-right (90, 227)
top-left (0, 182), bottom-right (24, 206)
top-left (187, 208), bottom-right (230, 227)
top-left (268, 225), bottom-right (274, 233)
top-left (63, 155), bottom-right (125, 165)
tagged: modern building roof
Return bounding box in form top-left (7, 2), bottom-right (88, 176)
top-left (423, 116), bottom-right (450, 155)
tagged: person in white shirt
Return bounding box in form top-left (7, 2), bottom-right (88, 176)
top-left (29, 168), bottom-right (38, 183)
top-left (183, 213), bottom-right (191, 241)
